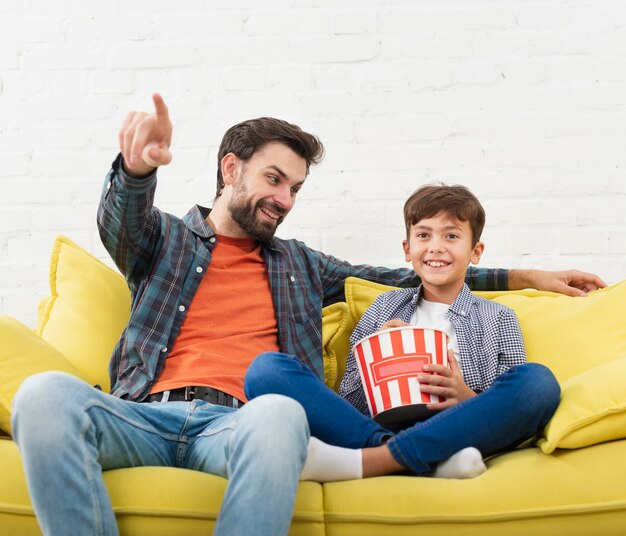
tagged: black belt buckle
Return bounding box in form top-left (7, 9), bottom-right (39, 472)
top-left (184, 386), bottom-right (196, 401)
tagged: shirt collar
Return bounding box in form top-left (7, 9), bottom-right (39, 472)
top-left (410, 283), bottom-right (476, 317)
top-left (183, 205), bottom-right (283, 252)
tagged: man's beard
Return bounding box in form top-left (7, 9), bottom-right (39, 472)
top-left (228, 188), bottom-right (286, 245)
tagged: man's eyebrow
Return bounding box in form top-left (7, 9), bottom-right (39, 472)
top-left (264, 165), bottom-right (305, 186)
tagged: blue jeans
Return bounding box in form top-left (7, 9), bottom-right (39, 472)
top-left (12, 371), bottom-right (309, 536)
top-left (244, 352), bottom-right (561, 475)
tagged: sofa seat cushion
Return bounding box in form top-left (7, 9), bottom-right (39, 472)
top-left (0, 438), bottom-right (325, 536)
top-left (323, 441), bottom-right (626, 535)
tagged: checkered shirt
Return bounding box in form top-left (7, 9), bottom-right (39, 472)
top-left (339, 284), bottom-right (527, 415)
top-left (98, 154), bottom-right (510, 402)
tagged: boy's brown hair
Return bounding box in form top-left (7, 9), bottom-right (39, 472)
top-left (403, 183), bottom-right (485, 245)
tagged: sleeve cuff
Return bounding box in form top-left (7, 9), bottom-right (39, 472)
top-left (111, 152), bottom-right (157, 191)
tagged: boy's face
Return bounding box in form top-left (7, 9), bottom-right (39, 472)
top-left (403, 211), bottom-right (484, 300)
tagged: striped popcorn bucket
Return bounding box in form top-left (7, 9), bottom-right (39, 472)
top-left (353, 326), bottom-right (450, 427)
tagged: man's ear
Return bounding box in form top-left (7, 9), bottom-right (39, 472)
top-left (470, 241), bottom-right (485, 265)
top-left (402, 239), bottom-right (411, 262)
top-left (221, 153), bottom-right (241, 186)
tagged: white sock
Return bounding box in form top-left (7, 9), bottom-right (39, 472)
top-left (433, 447), bottom-right (486, 479)
top-left (300, 437), bottom-right (363, 482)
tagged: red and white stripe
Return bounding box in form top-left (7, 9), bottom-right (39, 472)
top-left (354, 327), bottom-right (449, 418)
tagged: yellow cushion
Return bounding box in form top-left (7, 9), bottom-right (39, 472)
top-left (37, 235), bottom-right (131, 392)
top-left (321, 302), bottom-right (355, 391)
top-left (0, 315), bottom-right (83, 434)
top-left (538, 355), bottom-right (626, 453)
top-left (485, 280), bottom-right (626, 382)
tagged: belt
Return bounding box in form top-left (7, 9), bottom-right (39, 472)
top-left (144, 386), bottom-right (243, 408)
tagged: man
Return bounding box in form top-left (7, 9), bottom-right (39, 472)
top-left (11, 94), bottom-right (605, 536)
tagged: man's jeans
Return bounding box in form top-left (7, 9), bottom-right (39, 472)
top-left (12, 371), bottom-right (309, 536)
top-left (245, 352), bottom-right (561, 475)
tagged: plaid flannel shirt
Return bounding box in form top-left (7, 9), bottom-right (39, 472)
top-left (97, 154), bottom-right (509, 402)
top-left (339, 284), bottom-right (527, 415)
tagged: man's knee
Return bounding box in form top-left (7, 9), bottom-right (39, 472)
top-left (12, 372), bottom-right (87, 439)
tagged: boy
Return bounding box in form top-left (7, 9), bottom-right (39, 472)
top-left (339, 183), bottom-right (528, 477)
top-left (246, 183), bottom-right (560, 480)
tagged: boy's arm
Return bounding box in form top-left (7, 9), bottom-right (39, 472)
top-left (337, 295), bottom-right (387, 414)
top-left (496, 308), bottom-right (528, 376)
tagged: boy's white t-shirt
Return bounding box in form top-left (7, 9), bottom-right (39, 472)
top-left (410, 299), bottom-right (462, 373)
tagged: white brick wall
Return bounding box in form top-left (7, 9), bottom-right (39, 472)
top-left (2, 0), bottom-right (626, 327)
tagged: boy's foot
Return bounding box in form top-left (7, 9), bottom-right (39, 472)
top-left (300, 437), bottom-right (363, 482)
top-left (433, 447), bottom-right (486, 479)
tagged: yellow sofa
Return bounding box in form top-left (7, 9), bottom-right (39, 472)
top-left (1, 235), bottom-right (626, 535)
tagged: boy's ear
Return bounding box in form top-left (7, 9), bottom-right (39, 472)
top-left (402, 239), bottom-right (411, 262)
top-left (470, 241), bottom-right (485, 265)
top-left (221, 152), bottom-right (241, 186)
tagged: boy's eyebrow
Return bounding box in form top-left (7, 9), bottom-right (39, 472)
top-left (414, 224), bottom-right (463, 231)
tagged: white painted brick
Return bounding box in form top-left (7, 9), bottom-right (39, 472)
top-left (558, 228), bottom-right (608, 255)
top-left (333, 11), bottom-right (377, 35)
top-left (244, 11), bottom-right (331, 36)
top-left (0, 15), bottom-right (63, 43)
top-left (222, 66), bottom-right (268, 91)
top-left (64, 15), bottom-right (152, 42)
top-left (313, 64), bottom-right (362, 90)
top-left (0, 154), bottom-right (31, 176)
top-left (23, 45), bottom-right (108, 70)
top-left (0, 46), bottom-right (19, 69)
top-left (289, 37), bottom-right (380, 63)
top-left (108, 44), bottom-right (194, 69)
top-left (2, 0), bottom-right (626, 326)
top-left (268, 65), bottom-right (311, 90)
top-left (90, 71), bottom-right (135, 95)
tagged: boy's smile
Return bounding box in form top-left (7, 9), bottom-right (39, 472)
top-left (403, 212), bottom-right (484, 304)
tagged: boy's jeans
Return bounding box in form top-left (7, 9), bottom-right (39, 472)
top-left (12, 371), bottom-right (308, 536)
top-left (245, 352), bottom-right (561, 474)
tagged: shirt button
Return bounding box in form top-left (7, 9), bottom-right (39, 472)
top-left (209, 237), bottom-right (216, 243)
top-left (196, 266), bottom-right (203, 273)
top-left (161, 347), bottom-right (167, 353)
top-left (289, 275), bottom-right (296, 282)
top-left (179, 305), bottom-right (186, 312)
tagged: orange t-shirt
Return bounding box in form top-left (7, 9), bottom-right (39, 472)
top-left (150, 234), bottom-right (279, 402)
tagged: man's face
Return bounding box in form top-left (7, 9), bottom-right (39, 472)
top-left (227, 142), bottom-right (307, 244)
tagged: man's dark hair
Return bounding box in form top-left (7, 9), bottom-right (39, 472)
top-left (403, 183), bottom-right (486, 245)
top-left (215, 117), bottom-right (324, 198)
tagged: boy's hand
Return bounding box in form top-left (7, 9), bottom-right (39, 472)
top-left (379, 319), bottom-right (410, 332)
top-left (119, 93), bottom-right (173, 178)
top-left (418, 350), bottom-right (476, 410)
